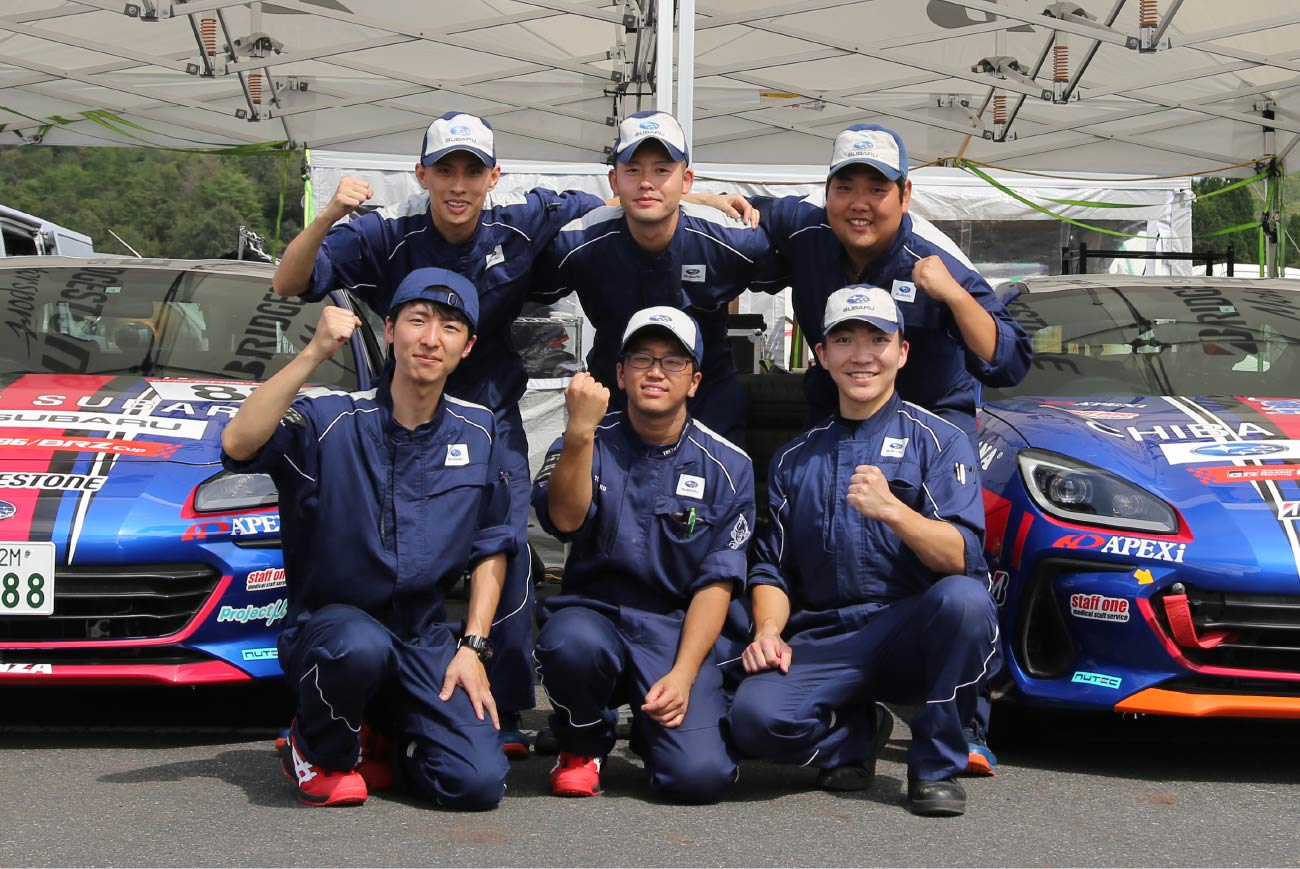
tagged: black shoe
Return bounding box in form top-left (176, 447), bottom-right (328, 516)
top-left (815, 702), bottom-right (895, 791)
top-left (907, 777), bottom-right (967, 817)
top-left (534, 725), bottom-right (559, 756)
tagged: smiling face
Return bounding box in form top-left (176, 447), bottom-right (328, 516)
top-left (384, 300), bottom-right (476, 389)
top-left (416, 152), bottom-right (501, 244)
top-left (616, 332), bottom-right (701, 423)
top-left (815, 320), bottom-right (908, 419)
top-left (608, 139), bottom-right (694, 229)
top-left (825, 165), bottom-right (911, 274)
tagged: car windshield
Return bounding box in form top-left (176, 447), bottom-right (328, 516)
top-left (985, 282), bottom-right (1300, 400)
top-left (0, 263), bottom-right (359, 390)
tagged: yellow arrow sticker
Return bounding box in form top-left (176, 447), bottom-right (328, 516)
top-left (1134, 568), bottom-right (1154, 585)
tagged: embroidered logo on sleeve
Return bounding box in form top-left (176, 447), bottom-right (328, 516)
top-left (446, 444), bottom-right (469, 466)
top-left (682, 264), bottom-right (706, 283)
top-left (534, 450), bottom-right (561, 484)
top-left (280, 407), bottom-right (307, 428)
top-left (881, 437), bottom-right (909, 458)
top-left (891, 280), bottom-right (917, 303)
top-left (485, 244), bottom-right (505, 270)
top-left (676, 474), bottom-right (706, 499)
top-left (729, 514), bottom-right (751, 550)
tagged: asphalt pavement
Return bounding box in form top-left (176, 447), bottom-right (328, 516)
top-left (3, 684), bottom-right (1299, 867)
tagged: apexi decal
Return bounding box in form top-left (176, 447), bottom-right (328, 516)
top-left (1190, 464), bottom-right (1300, 484)
top-left (0, 472), bottom-right (105, 492)
top-left (1071, 670), bottom-right (1122, 689)
top-left (217, 599), bottom-right (287, 626)
top-left (1162, 439), bottom-right (1300, 465)
top-left (182, 520), bottom-right (229, 541)
top-left (1051, 533), bottom-right (1186, 563)
top-left (0, 411), bottom-right (207, 439)
top-left (1070, 593), bottom-right (1130, 623)
top-left (0, 663), bottom-right (52, 675)
top-left (233, 515), bottom-right (280, 536)
top-left (0, 436), bottom-right (178, 458)
top-left (246, 567), bottom-right (286, 591)
top-left (241, 647), bottom-right (279, 661)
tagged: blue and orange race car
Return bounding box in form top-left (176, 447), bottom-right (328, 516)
top-left (982, 274), bottom-right (1300, 719)
top-left (0, 257), bottom-right (383, 684)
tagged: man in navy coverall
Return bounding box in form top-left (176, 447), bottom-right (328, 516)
top-left (271, 112), bottom-right (755, 755)
top-left (726, 285), bottom-right (997, 817)
top-left (533, 110), bottom-right (784, 445)
top-left (222, 268), bottom-right (513, 809)
top-left (531, 306), bottom-right (754, 802)
top-left (751, 124), bottom-right (1031, 773)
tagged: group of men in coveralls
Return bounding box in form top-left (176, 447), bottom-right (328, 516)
top-left (222, 105), bottom-right (1031, 816)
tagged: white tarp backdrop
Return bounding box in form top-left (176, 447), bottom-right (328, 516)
top-left (2, 1), bottom-right (1298, 178)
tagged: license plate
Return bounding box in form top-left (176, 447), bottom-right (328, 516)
top-left (0, 543), bottom-right (55, 616)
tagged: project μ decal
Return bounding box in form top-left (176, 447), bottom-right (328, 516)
top-left (1071, 671), bottom-right (1122, 689)
top-left (217, 599), bottom-right (287, 627)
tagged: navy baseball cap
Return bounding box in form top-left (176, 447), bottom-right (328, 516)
top-left (389, 267), bottom-right (480, 331)
top-left (420, 112), bottom-right (496, 167)
top-left (828, 124), bottom-right (909, 181)
top-left (612, 110), bottom-right (689, 164)
top-left (620, 306), bottom-right (703, 365)
top-left (823, 284), bottom-right (903, 335)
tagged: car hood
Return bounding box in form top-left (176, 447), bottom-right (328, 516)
top-left (984, 394), bottom-right (1300, 574)
top-left (0, 372), bottom-right (250, 465)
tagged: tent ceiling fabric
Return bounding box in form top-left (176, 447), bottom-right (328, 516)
top-left (2, 0), bottom-right (1299, 176)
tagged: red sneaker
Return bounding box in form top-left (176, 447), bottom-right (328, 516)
top-left (355, 722), bottom-right (396, 792)
top-left (549, 752), bottom-right (602, 798)
top-left (280, 733), bottom-right (368, 807)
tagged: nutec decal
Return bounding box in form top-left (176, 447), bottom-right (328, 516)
top-left (1070, 593), bottom-right (1130, 622)
top-left (241, 647), bottom-right (279, 661)
top-left (1071, 671), bottom-right (1122, 689)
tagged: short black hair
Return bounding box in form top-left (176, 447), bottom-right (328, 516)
top-left (386, 298), bottom-right (474, 335)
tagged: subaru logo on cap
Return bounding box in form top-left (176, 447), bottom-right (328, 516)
top-left (449, 125), bottom-right (470, 136)
top-left (649, 314), bottom-right (671, 322)
top-left (0, 500), bottom-right (13, 520)
top-left (846, 294), bottom-right (870, 304)
top-left (853, 140), bottom-right (873, 150)
top-left (1194, 442), bottom-right (1286, 457)
top-left (640, 120), bottom-right (660, 130)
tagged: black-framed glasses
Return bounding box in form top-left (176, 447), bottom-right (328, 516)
top-left (622, 351), bottom-right (693, 373)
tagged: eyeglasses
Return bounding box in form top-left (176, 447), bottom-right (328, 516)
top-left (622, 351), bottom-right (693, 373)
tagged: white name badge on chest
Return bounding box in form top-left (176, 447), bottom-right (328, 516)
top-left (446, 444), bottom-right (469, 466)
top-left (881, 436), bottom-right (909, 458)
top-left (891, 280), bottom-right (917, 303)
top-left (676, 474), bottom-right (706, 499)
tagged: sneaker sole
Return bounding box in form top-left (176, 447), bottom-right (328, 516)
top-left (964, 753), bottom-right (995, 776)
top-left (279, 743), bottom-right (368, 806)
top-left (551, 786), bottom-right (600, 798)
top-left (909, 798), bottom-right (966, 817)
top-left (502, 742), bottom-right (530, 760)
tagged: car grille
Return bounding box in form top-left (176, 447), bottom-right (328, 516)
top-left (0, 563), bottom-right (220, 642)
top-left (1155, 587), bottom-right (1300, 673)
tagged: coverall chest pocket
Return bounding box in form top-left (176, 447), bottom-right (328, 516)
top-left (422, 463), bottom-right (490, 537)
top-left (654, 495), bottom-right (717, 559)
top-left (882, 460), bottom-right (925, 514)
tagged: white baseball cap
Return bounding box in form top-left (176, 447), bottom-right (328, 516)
top-left (620, 306), bottom-right (703, 364)
top-left (420, 112), bottom-right (496, 167)
top-left (823, 285), bottom-right (903, 335)
top-left (828, 124), bottom-right (908, 181)
top-left (612, 110), bottom-right (689, 164)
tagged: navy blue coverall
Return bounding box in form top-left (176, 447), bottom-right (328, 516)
top-left (755, 202), bottom-right (1032, 445)
top-left (532, 203), bottom-right (785, 443)
top-left (725, 395), bottom-right (997, 782)
top-left (300, 189), bottom-right (604, 715)
top-left (222, 371), bottom-right (516, 809)
top-left (531, 412), bottom-right (756, 803)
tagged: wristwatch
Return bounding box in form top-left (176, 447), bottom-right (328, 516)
top-left (457, 634), bottom-right (492, 663)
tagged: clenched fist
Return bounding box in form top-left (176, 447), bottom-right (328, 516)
top-left (564, 372), bottom-right (610, 436)
top-left (912, 255), bottom-right (965, 305)
top-left (846, 464), bottom-right (901, 522)
top-left (321, 176), bottom-right (375, 224)
top-left (306, 305), bottom-right (362, 363)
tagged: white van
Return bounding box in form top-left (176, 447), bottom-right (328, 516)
top-left (0, 204), bottom-right (94, 256)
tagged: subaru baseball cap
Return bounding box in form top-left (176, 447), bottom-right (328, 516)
top-left (828, 123), bottom-right (908, 181)
top-left (620, 306), bottom-right (703, 365)
top-left (420, 112), bottom-right (496, 167)
top-left (612, 110), bottom-right (689, 164)
top-left (823, 284), bottom-right (903, 335)
top-left (389, 267), bottom-right (480, 331)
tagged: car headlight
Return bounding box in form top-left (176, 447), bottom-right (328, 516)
top-left (194, 471), bottom-right (278, 513)
top-left (1018, 449), bottom-right (1178, 534)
